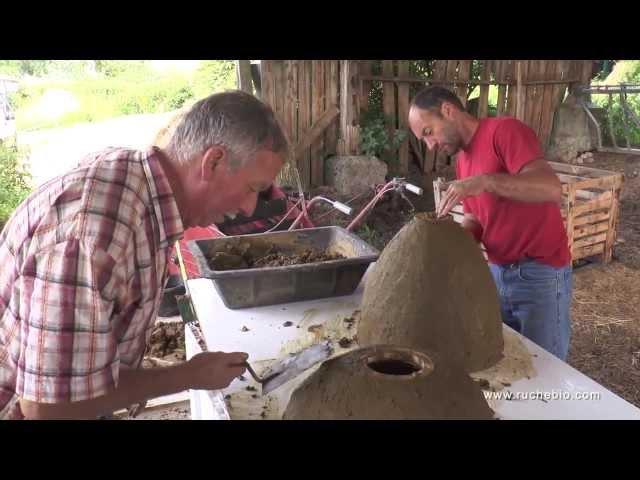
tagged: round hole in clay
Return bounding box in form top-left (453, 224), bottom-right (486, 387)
top-left (363, 347), bottom-right (433, 379)
top-left (367, 359), bottom-right (420, 375)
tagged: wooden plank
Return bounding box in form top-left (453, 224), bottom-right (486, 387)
top-left (382, 60), bottom-right (396, 165)
top-left (573, 232), bottom-right (608, 250)
top-left (573, 221), bottom-right (609, 239)
top-left (446, 60), bottom-right (458, 88)
top-left (359, 61), bottom-right (372, 113)
top-left (433, 60), bottom-right (447, 81)
top-left (572, 196), bottom-right (613, 217)
top-left (237, 60), bottom-right (254, 94)
top-left (298, 60), bottom-right (312, 189)
top-left (382, 60), bottom-right (396, 128)
top-left (397, 61), bottom-right (410, 175)
top-left (293, 104), bottom-right (339, 163)
top-left (603, 184), bottom-right (621, 263)
top-left (573, 243), bottom-right (605, 260)
top-left (456, 60), bottom-right (471, 107)
top-left (504, 61), bottom-right (515, 116)
top-left (561, 184), bottom-right (606, 200)
top-left (325, 60), bottom-right (339, 157)
top-left (529, 60), bottom-right (547, 137)
top-left (573, 211), bottom-right (610, 227)
top-left (551, 60), bottom-right (570, 110)
top-left (524, 60), bottom-right (538, 128)
top-left (557, 174), bottom-right (620, 191)
top-left (557, 173), bottom-right (586, 184)
top-left (261, 61), bottom-right (274, 111)
top-left (549, 161), bottom-right (623, 180)
top-left (515, 60), bottom-right (527, 122)
top-left (339, 60), bottom-right (351, 155)
top-left (565, 184), bottom-right (576, 256)
top-left (310, 60), bottom-right (325, 187)
top-left (283, 61), bottom-right (298, 146)
top-left (539, 60), bottom-right (561, 148)
top-left (478, 60), bottom-right (491, 118)
top-left (507, 63), bottom-right (515, 117)
top-left (272, 60), bottom-right (285, 126)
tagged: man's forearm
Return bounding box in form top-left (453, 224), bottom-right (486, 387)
top-left (21, 363), bottom-right (191, 420)
top-left (484, 170), bottom-right (562, 203)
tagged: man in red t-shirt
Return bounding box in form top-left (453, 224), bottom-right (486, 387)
top-left (408, 86), bottom-right (572, 360)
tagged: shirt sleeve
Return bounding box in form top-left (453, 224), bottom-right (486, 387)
top-left (494, 118), bottom-right (543, 174)
top-left (16, 239), bottom-right (125, 404)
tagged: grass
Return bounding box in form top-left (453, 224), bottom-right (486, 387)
top-left (8, 60), bottom-right (238, 132)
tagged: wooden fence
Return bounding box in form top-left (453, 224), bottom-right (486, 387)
top-left (260, 60), bottom-right (593, 188)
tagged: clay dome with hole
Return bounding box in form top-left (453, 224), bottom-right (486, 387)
top-left (358, 213), bottom-right (504, 372)
top-left (283, 345), bottom-right (494, 420)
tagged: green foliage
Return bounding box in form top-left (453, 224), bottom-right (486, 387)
top-left (359, 108), bottom-right (408, 164)
top-left (592, 60), bottom-right (640, 146)
top-left (192, 61), bottom-right (237, 98)
top-left (0, 144), bottom-right (32, 227)
top-left (355, 223), bottom-right (380, 245)
top-left (5, 60), bottom-right (237, 132)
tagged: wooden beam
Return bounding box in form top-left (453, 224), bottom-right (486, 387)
top-left (397, 61), bottom-right (410, 175)
top-left (294, 105), bottom-right (340, 161)
top-left (237, 60), bottom-right (254, 94)
top-left (478, 60), bottom-right (491, 118)
top-left (339, 60), bottom-right (353, 155)
top-left (359, 74), bottom-right (582, 86)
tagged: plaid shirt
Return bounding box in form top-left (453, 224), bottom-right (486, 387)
top-left (0, 147), bottom-right (183, 419)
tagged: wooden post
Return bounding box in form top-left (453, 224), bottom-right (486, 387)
top-left (237, 60), bottom-right (254, 94)
top-left (310, 61), bottom-right (326, 186)
top-left (455, 60), bottom-right (471, 107)
top-left (325, 61), bottom-right (339, 155)
top-left (516, 60), bottom-right (525, 122)
top-left (382, 60), bottom-right (396, 157)
top-left (497, 60), bottom-right (508, 116)
top-left (607, 93), bottom-right (618, 149)
top-left (339, 60), bottom-right (352, 155)
top-left (603, 176), bottom-right (623, 263)
top-left (397, 60), bottom-right (410, 175)
top-left (478, 60), bottom-right (491, 118)
top-left (566, 184), bottom-right (576, 260)
top-left (359, 60), bottom-right (372, 115)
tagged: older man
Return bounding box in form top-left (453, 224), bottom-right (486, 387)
top-left (0, 91), bottom-right (288, 419)
top-left (408, 86), bottom-right (572, 360)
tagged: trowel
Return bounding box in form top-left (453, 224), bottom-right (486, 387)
top-left (173, 240), bottom-right (334, 396)
top-left (240, 341), bottom-right (334, 395)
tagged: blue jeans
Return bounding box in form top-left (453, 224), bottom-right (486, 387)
top-left (489, 260), bottom-right (572, 360)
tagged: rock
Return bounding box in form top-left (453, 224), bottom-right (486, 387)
top-left (546, 94), bottom-right (596, 164)
top-left (324, 155), bottom-right (388, 196)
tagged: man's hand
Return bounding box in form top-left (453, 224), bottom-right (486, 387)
top-left (185, 351), bottom-right (248, 390)
top-left (20, 350), bottom-right (249, 419)
top-left (437, 176), bottom-right (487, 218)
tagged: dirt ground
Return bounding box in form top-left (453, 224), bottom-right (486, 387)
top-left (565, 151), bottom-right (640, 408)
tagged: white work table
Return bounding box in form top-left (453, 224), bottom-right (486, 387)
top-left (185, 269), bottom-right (640, 420)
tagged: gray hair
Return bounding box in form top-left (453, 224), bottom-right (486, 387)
top-left (166, 90), bottom-right (289, 169)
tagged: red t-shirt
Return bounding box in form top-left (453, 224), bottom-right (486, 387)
top-left (455, 117), bottom-right (571, 267)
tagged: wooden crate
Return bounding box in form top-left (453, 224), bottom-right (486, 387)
top-left (433, 162), bottom-right (624, 264)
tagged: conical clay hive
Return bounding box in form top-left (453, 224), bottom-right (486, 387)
top-left (283, 345), bottom-right (494, 420)
top-left (358, 213), bottom-right (504, 372)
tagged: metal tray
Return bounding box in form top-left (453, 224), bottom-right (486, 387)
top-left (188, 226), bottom-right (379, 309)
